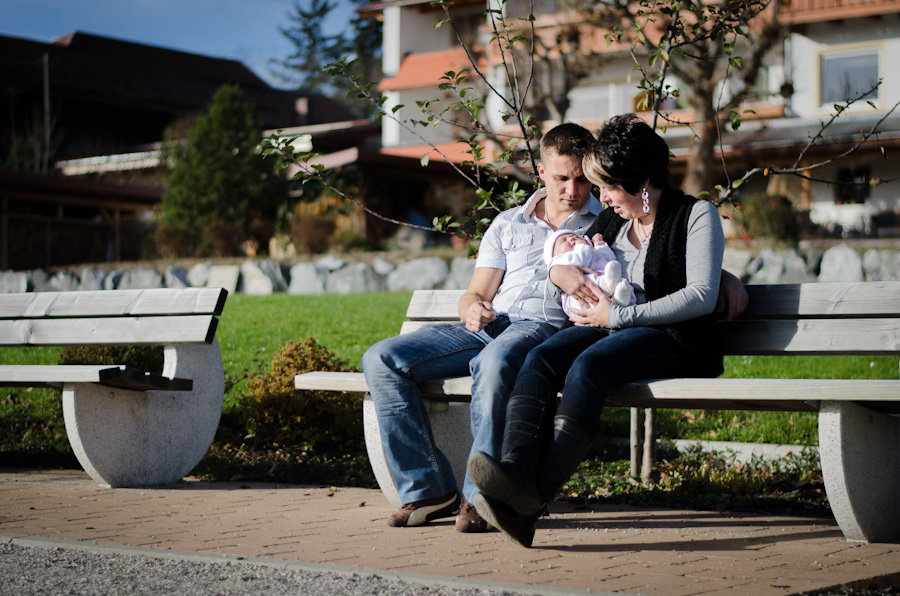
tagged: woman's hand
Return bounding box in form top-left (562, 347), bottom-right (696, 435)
top-left (716, 270), bottom-right (749, 321)
top-left (569, 293), bottom-right (611, 327)
top-left (549, 264), bottom-right (604, 307)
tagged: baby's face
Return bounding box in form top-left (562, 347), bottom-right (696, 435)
top-left (553, 233), bottom-right (588, 256)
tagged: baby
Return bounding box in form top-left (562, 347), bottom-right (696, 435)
top-left (544, 229), bottom-right (636, 316)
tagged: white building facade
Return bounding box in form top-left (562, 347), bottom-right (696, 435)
top-left (364, 0), bottom-right (900, 236)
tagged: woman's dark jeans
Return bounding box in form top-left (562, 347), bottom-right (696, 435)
top-left (513, 325), bottom-right (683, 435)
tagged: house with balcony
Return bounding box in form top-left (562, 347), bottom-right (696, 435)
top-left (361, 0), bottom-right (900, 237)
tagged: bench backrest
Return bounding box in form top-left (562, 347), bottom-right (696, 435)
top-left (0, 288), bottom-right (228, 347)
top-left (401, 282), bottom-right (900, 356)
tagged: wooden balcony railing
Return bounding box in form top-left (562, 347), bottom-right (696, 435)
top-left (781, 0), bottom-right (900, 24)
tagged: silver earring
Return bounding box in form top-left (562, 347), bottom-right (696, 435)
top-left (641, 188), bottom-right (650, 214)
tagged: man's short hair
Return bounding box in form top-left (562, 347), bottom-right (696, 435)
top-left (539, 122), bottom-right (595, 162)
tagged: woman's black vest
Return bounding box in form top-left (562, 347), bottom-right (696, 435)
top-left (585, 189), bottom-right (724, 378)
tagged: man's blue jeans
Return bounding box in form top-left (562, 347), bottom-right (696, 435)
top-left (361, 315), bottom-right (556, 506)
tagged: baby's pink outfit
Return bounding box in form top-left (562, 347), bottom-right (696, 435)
top-left (548, 239), bottom-right (636, 317)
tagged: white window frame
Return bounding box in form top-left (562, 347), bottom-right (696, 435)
top-left (817, 44), bottom-right (882, 110)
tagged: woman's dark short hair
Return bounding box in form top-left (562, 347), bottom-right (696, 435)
top-left (583, 113), bottom-right (671, 195)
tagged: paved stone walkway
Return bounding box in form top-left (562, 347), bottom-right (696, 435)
top-left (2, 468), bottom-right (900, 595)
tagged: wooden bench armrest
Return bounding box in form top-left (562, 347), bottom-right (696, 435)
top-left (0, 365), bottom-right (193, 392)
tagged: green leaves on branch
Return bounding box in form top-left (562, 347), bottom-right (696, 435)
top-left (728, 108), bottom-right (756, 130)
top-left (648, 47), bottom-right (669, 67)
top-left (259, 132), bottom-right (324, 183)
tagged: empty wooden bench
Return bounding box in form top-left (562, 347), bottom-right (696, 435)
top-left (295, 282), bottom-right (900, 543)
top-left (0, 287), bottom-right (228, 488)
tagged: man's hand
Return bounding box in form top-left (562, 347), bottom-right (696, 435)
top-left (549, 264), bottom-right (604, 307)
top-left (459, 267), bottom-right (504, 331)
top-left (465, 300), bottom-right (496, 332)
top-left (717, 270), bottom-right (749, 321)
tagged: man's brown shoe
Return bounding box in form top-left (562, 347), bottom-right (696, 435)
top-left (387, 491), bottom-right (461, 527)
top-left (455, 497), bottom-right (495, 533)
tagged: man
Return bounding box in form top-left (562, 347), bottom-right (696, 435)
top-left (361, 122), bottom-right (602, 532)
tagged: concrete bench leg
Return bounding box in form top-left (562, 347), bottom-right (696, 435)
top-left (62, 340), bottom-right (225, 488)
top-left (819, 400), bottom-right (900, 542)
top-left (363, 394), bottom-right (473, 509)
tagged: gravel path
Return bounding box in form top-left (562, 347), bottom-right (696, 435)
top-left (0, 541), bottom-right (562, 596)
top-left (3, 540), bottom-right (900, 596)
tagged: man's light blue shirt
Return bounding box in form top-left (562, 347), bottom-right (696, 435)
top-left (475, 188), bottom-right (603, 329)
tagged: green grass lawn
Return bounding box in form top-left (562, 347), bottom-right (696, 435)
top-left (218, 292), bottom-right (413, 370)
top-left (2, 292), bottom-right (898, 450)
top-left (214, 292), bottom-right (413, 408)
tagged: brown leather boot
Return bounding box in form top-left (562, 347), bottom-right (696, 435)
top-left (454, 497), bottom-right (495, 533)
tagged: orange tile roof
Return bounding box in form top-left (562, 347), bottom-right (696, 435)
top-left (378, 48), bottom-right (472, 91)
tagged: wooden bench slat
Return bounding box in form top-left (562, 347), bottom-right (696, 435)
top-left (404, 283), bottom-right (900, 322)
top-left (606, 378), bottom-right (900, 413)
top-left (743, 282), bottom-right (900, 318)
top-left (295, 371), bottom-right (369, 392)
top-left (721, 318), bottom-right (900, 355)
top-left (406, 289), bottom-right (465, 320)
top-left (0, 288), bottom-right (228, 319)
top-left (0, 315), bottom-right (218, 347)
top-left (295, 371), bottom-right (900, 414)
top-left (0, 365), bottom-right (193, 391)
top-left (402, 318), bottom-right (900, 354)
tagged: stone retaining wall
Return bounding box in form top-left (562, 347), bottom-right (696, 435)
top-left (3, 244), bottom-right (900, 295)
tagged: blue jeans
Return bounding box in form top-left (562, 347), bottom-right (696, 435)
top-left (361, 315), bottom-right (556, 505)
top-left (515, 325), bottom-right (683, 435)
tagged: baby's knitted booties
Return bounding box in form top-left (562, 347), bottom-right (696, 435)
top-left (600, 260), bottom-right (635, 306)
top-left (614, 280), bottom-right (636, 306)
top-left (598, 260), bottom-right (622, 297)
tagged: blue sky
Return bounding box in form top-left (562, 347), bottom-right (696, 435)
top-left (0, 0), bottom-right (354, 88)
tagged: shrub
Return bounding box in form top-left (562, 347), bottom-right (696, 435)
top-left (153, 222), bottom-right (191, 258)
top-left (291, 214), bottom-right (335, 254)
top-left (247, 218), bottom-right (276, 256)
top-left (732, 193), bottom-right (800, 244)
top-left (58, 345), bottom-right (164, 373)
top-left (0, 391), bottom-right (76, 468)
top-left (239, 338), bottom-right (363, 456)
top-left (200, 220), bottom-right (242, 257)
top-left (334, 230), bottom-right (369, 252)
top-left (193, 443), bottom-right (376, 487)
top-left (562, 444), bottom-right (827, 516)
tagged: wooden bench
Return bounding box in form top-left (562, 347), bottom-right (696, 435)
top-left (295, 282), bottom-right (900, 543)
top-left (0, 287), bottom-right (228, 488)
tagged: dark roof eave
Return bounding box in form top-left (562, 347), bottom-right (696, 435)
top-left (0, 172), bottom-right (162, 208)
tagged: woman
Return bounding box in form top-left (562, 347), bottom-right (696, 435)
top-left (468, 113), bottom-right (727, 547)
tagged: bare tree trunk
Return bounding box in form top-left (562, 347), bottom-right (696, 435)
top-left (682, 117), bottom-right (717, 196)
top-left (681, 59), bottom-right (718, 196)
